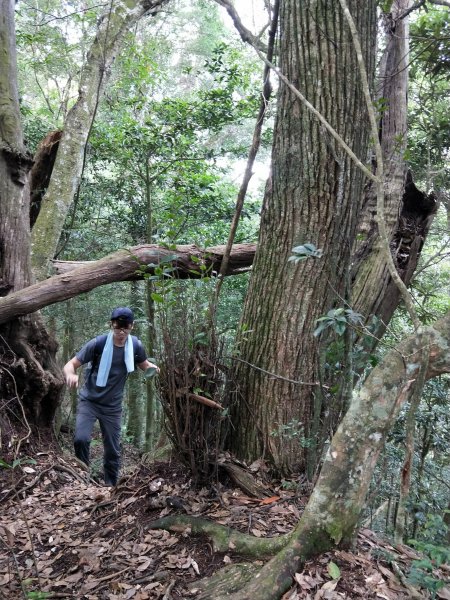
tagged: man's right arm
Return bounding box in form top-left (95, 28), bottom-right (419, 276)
top-left (63, 357), bottom-right (82, 388)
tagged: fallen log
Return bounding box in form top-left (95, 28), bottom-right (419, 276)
top-left (0, 243), bottom-right (256, 324)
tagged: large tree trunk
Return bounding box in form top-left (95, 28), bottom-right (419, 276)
top-left (0, 0), bottom-right (61, 430)
top-left (30, 0), bottom-right (169, 280)
top-left (351, 1), bottom-right (436, 341)
top-left (228, 0), bottom-right (377, 475)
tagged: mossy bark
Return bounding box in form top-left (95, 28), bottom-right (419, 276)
top-left (191, 563), bottom-right (260, 599)
top-left (0, 0), bottom-right (62, 427)
top-left (352, 1), bottom-right (436, 344)
top-left (217, 322), bottom-right (450, 599)
top-left (147, 515), bottom-right (293, 555)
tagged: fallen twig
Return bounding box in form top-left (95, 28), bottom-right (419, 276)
top-left (390, 560), bottom-right (425, 599)
top-left (162, 579), bottom-right (176, 600)
top-left (0, 536), bottom-right (28, 599)
top-left (188, 393), bottom-right (223, 410)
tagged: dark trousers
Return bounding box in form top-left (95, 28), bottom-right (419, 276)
top-left (74, 400), bottom-right (122, 486)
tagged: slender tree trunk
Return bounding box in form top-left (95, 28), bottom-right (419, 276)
top-left (126, 281), bottom-right (145, 447)
top-left (144, 285), bottom-right (157, 451)
top-left (394, 388), bottom-right (422, 543)
top-left (143, 161), bottom-right (159, 451)
top-left (412, 419), bottom-right (431, 538)
top-left (30, 0), bottom-right (169, 280)
top-left (444, 503), bottom-right (450, 545)
top-left (229, 0), bottom-right (377, 474)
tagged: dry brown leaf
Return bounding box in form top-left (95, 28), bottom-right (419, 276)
top-left (366, 571), bottom-right (385, 586)
top-left (313, 579), bottom-right (338, 599)
top-left (65, 571), bottom-right (84, 584)
top-left (275, 524), bottom-right (291, 533)
top-left (191, 558), bottom-right (200, 575)
top-left (0, 573), bottom-right (13, 585)
top-left (294, 572), bottom-right (314, 590)
top-left (122, 496), bottom-right (138, 508)
top-left (0, 524), bottom-right (16, 546)
top-left (136, 557), bottom-right (153, 572)
top-left (377, 564), bottom-right (397, 581)
top-left (438, 587), bottom-right (450, 600)
top-left (260, 495), bottom-right (281, 505)
top-left (80, 579), bottom-right (100, 592)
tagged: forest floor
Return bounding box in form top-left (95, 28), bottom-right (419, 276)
top-left (1, 433), bottom-right (449, 600)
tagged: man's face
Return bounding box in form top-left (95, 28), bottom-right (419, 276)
top-left (111, 320), bottom-right (133, 343)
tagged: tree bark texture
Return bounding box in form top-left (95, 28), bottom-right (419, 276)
top-left (0, 0), bottom-right (34, 295)
top-left (229, 0), bottom-right (377, 474)
top-left (0, 0), bottom-right (62, 427)
top-left (216, 319), bottom-right (450, 599)
top-left (0, 244), bottom-right (256, 325)
top-left (351, 1), bottom-right (436, 340)
top-left (30, 0), bottom-right (169, 280)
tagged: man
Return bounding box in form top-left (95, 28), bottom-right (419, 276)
top-left (64, 307), bottom-right (159, 486)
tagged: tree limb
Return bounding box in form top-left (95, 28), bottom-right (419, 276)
top-left (428, 0), bottom-right (450, 7)
top-left (187, 393), bottom-right (223, 410)
top-left (212, 0), bottom-right (268, 52)
top-left (0, 244), bottom-right (256, 324)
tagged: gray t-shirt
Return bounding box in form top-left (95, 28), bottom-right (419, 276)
top-left (76, 335), bottom-right (147, 411)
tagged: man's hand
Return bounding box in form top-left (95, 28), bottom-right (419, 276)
top-left (139, 359), bottom-right (160, 377)
top-left (65, 373), bottom-right (79, 388)
top-left (63, 357), bottom-right (82, 388)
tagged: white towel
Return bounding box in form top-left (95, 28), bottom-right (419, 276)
top-left (96, 331), bottom-right (135, 387)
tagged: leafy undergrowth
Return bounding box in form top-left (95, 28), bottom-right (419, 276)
top-left (1, 450), bottom-right (449, 600)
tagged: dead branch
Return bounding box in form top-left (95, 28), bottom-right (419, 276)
top-left (188, 393), bottom-right (223, 410)
top-left (218, 460), bottom-right (270, 498)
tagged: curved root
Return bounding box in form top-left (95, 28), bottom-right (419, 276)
top-left (147, 515), bottom-right (292, 556)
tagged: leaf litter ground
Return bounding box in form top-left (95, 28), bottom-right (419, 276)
top-left (1, 447), bottom-right (449, 599)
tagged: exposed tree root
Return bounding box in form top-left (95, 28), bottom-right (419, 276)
top-left (189, 562), bottom-right (261, 598)
top-left (147, 515), bottom-right (292, 555)
top-left (148, 513), bottom-right (332, 599)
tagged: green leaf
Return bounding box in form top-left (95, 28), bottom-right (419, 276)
top-left (327, 561), bottom-right (341, 580)
top-left (334, 322), bottom-right (346, 336)
top-left (150, 292), bottom-right (165, 303)
top-left (313, 321), bottom-right (329, 337)
top-left (144, 367), bottom-right (157, 379)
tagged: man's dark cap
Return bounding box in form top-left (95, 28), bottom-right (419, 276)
top-left (111, 307), bottom-right (134, 324)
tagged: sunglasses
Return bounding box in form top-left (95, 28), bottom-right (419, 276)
top-left (112, 324), bottom-right (132, 333)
